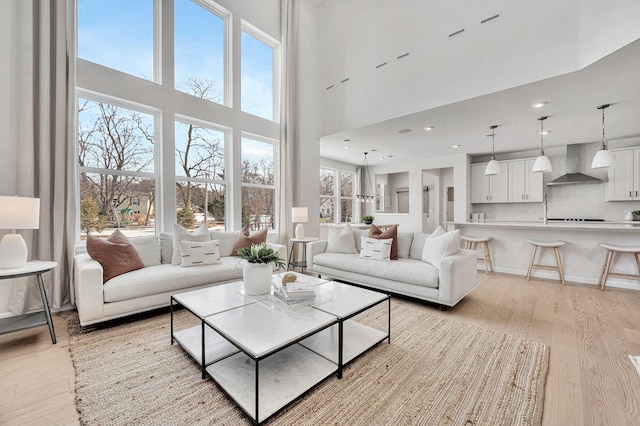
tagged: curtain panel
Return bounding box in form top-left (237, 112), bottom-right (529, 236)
top-left (9, 0), bottom-right (76, 314)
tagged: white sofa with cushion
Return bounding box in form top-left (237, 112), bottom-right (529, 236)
top-left (74, 230), bottom-right (286, 326)
top-left (306, 226), bottom-right (477, 307)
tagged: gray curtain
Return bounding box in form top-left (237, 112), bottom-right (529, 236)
top-left (278, 0), bottom-right (299, 246)
top-left (9, 0), bottom-right (76, 314)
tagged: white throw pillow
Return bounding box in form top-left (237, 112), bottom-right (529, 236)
top-left (326, 223), bottom-right (358, 254)
top-left (129, 236), bottom-right (161, 267)
top-left (359, 237), bottom-right (392, 262)
top-left (172, 223), bottom-right (210, 265)
top-left (421, 229), bottom-right (461, 269)
top-left (209, 230), bottom-right (240, 257)
top-left (179, 239), bottom-right (221, 267)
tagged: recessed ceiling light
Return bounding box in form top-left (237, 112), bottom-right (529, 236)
top-left (379, 157), bottom-right (385, 160)
top-left (398, 129), bottom-right (412, 134)
top-left (532, 102), bottom-right (546, 108)
top-left (540, 131), bottom-right (549, 135)
top-left (344, 146), bottom-right (351, 149)
top-left (424, 126), bottom-right (434, 131)
top-left (452, 145), bottom-right (461, 149)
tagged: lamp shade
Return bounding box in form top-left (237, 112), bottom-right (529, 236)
top-left (0, 196), bottom-right (40, 229)
top-left (532, 155), bottom-right (552, 173)
top-left (291, 207), bottom-right (308, 223)
top-left (591, 148), bottom-right (613, 169)
top-left (485, 159), bottom-right (501, 176)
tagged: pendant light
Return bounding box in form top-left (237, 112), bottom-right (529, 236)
top-left (356, 151), bottom-right (375, 203)
top-left (591, 104), bottom-right (613, 169)
top-left (532, 116), bottom-right (552, 173)
top-left (485, 125), bottom-right (501, 176)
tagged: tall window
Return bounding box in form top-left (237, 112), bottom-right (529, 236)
top-left (241, 26), bottom-right (275, 121)
top-left (77, 0), bottom-right (154, 81)
top-left (319, 168), bottom-right (335, 223)
top-left (340, 171), bottom-right (354, 223)
top-left (77, 98), bottom-right (156, 237)
top-left (174, 0), bottom-right (226, 104)
top-left (76, 0), bottom-right (280, 238)
top-left (175, 119), bottom-right (227, 230)
top-left (241, 136), bottom-right (276, 230)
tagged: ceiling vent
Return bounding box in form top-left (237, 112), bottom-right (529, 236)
top-left (340, 78), bottom-right (350, 83)
top-left (396, 52), bottom-right (410, 60)
top-left (480, 13), bottom-right (500, 24)
top-left (376, 62), bottom-right (387, 69)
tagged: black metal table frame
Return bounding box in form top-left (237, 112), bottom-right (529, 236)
top-left (0, 267), bottom-right (56, 344)
top-left (287, 240), bottom-right (312, 273)
top-left (201, 288), bottom-right (391, 425)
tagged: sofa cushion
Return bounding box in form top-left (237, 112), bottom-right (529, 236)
top-left (359, 237), bottom-right (392, 261)
top-left (159, 232), bottom-right (174, 264)
top-left (130, 236), bottom-right (161, 267)
top-left (231, 227), bottom-right (268, 256)
top-left (179, 239), bottom-right (221, 267)
top-left (409, 227), bottom-right (445, 260)
top-left (87, 230), bottom-right (145, 283)
top-left (103, 257), bottom-right (246, 303)
top-left (369, 224), bottom-right (398, 260)
top-left (326, 223), bottom-right (358, 254)
top-left (313, 253), bottom-right (439, 288)
top-left (210, 230), bottom-right (240, 257)
top-left (397, 232), bottom-right (413, 259)
top-left (422, 229), bottom-right (461, 269)
top-left (171, 223), bottom-right (211, 265)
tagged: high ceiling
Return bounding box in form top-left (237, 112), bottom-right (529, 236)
top-left (320, 38), bottom-right (640, 167)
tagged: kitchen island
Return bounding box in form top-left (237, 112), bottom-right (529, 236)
top-left (449, 221), bottom-right (640, 290)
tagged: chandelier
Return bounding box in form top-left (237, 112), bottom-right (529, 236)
top-left (356, 152), bottom-right (375, 203)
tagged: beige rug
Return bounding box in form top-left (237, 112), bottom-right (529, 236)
top-left (66, 301), bottom-right (549, 425)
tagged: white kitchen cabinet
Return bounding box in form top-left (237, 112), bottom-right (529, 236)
top-left (470, 163), bottom-right (508, 203)
top-left (508, 159), bottom-right (543, 202)
top-left (608, 148), bottom-right (640, 200)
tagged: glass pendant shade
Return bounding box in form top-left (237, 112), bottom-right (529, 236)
top-left (591, 104), bottom-right (613, 169)
top-left (532, 154), bottom-right (552, 173)
top-left (485, 159), bottom-right (500, 176)
top-left (591, 147), bottom-right (613, 169)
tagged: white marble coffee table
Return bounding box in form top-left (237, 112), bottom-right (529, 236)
top-left (202, 281), bottom-right (390, 424)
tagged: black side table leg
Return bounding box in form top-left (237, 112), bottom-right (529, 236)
top-left (36, 273), bottom-right (56, 344)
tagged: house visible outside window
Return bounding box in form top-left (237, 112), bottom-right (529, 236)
top-left (75, 0), bottom-right (280, 239)
top-left (241, 136), bottom-right (277, 230)
top-left (319, 168), bottom-right (335, 223)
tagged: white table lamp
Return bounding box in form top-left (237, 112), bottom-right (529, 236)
top-left (292, 207), bottom-right (308, 239)
top-left (0, 196), bottom-right (40, 269)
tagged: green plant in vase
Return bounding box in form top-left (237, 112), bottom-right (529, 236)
top-left (362, 215), bottom-right (374, 225)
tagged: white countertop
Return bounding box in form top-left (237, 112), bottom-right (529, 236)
top-left (453, 220), bottom-right (640, 231)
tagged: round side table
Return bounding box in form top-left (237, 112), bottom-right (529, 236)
top-left (288, 237), bottom-right (319, 273)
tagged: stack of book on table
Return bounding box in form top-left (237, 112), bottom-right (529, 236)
top-left (274, 286), bottom-right (316, 306)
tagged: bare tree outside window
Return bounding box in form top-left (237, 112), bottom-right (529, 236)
top-left (319, 168), bottom-right (335, 223)
top-left (241, 138), bottom-right (276, 230)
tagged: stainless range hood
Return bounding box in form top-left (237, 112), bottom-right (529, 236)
top-left (546, 144), bottom-right (603, 186)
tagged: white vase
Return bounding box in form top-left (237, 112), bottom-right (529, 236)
top-left (243, 263), bottom-right (273, 295)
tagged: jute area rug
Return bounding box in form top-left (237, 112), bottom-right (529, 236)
top-left (66, 300), bottom-right (549, 425)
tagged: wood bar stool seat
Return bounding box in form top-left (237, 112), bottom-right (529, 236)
top-left (598, 243), bottom-right (640, 290)
top-left (461, 236), bottom-right (493, 273)
top-left (526, 240), bottom-right (566, 285)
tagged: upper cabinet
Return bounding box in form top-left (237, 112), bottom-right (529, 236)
top-left (471, 158), bottom-right (542, 204)
top-left (508, 159), bottom-right (543, 202)
top-left (470, 163), bottom-right (508, 203)
top-left (608, 148), bottom-right (640, 201)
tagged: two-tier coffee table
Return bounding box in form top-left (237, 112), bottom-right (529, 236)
top-left (171, 275), bottom-right (390, 424)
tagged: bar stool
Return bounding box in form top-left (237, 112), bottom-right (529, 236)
top-left (597, 243), bottom-right (640, 290)
top-left (461, 236), bottom-right (493, 273)
top-left (526, 240), bottom-right (566, 285)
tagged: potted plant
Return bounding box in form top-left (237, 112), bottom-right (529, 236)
top-left (633, 210), bottom-right (640, 221)
top-left (362, 215), bottom-right (374, 225)
top-left (237, 242), bottom-right (286, 295)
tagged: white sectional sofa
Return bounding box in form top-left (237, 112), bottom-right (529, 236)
top-left (74, 230), bottom-right (286, 326)
top-left (306, 228), bottom-right (477, 307)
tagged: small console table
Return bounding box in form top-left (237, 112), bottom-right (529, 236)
top-left (0, 261), bottom-right (57, 344)
top-left (288, 237), bottom-right (319, 273)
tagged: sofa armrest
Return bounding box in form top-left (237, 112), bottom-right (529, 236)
top-left (74, 253), bottom-right (105, 326)
top-left (267, 243), bottom-right (288, 272)
top-left (438, 249), bottom-right (477, 306)
top-left (306, 240), bottom-right (328, 272)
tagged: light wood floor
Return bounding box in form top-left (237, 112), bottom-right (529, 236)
top-left (1, 273), bottom-right (640, 425)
